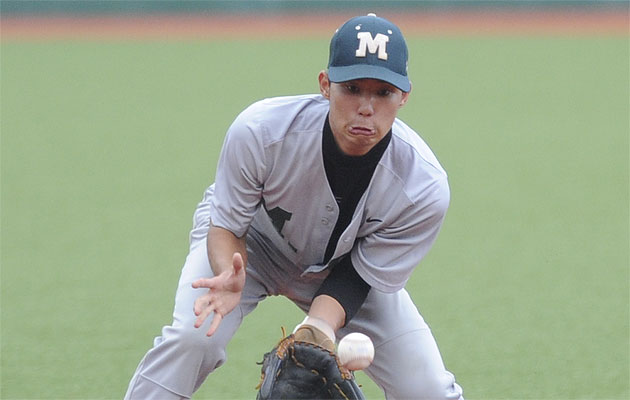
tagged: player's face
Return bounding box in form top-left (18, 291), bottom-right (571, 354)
top-left (319, 71), bottom-right (410, 156)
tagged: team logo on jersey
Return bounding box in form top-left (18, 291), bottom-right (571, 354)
top-left (355, 31), bottom-right (389, 61)
top-left (262, 198), bottom-right (297, 252)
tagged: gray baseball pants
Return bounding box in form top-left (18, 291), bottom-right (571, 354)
top-left (124, 231), bottom-right (463, 399)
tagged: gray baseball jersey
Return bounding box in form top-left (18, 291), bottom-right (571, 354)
top-left (194, 94), bottom-right (449, 293)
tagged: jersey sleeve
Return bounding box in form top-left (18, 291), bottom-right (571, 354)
top-left (351, 177), bottom-right (450, 293)
top-left (209, 108), bottom-right (268, 237)
top-left (314, 254), bottom-right (371, 326)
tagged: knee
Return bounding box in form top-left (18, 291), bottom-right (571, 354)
top-left (164, 324), bottom-right (227, 367)
top-left (175, 325), bottom-right (211, 350)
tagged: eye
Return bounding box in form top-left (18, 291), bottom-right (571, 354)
top-left (345, 84), bottom-right (360, 94)
top-left (377, 88), bottom-right (393, 97)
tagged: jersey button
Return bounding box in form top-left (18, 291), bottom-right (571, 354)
top-left (321, 218), bottom-right (329, 225)
top-left (326, 204), bottom-right (334, 212)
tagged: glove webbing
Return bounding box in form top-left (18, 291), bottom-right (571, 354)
top-left (255, 327), bottom-right (355, 390)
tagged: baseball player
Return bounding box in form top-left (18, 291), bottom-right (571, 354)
top-left (125, 14), bottom-right (464, 399)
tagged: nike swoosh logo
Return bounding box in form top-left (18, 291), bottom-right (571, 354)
top-left (366, 217), bottom-right (383, 223)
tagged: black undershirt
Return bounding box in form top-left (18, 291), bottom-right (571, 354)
top-left (314, 115), bottom-right (391, 326)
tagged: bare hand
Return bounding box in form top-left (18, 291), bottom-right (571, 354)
top-left (192, 252), bottom-right (246, 336)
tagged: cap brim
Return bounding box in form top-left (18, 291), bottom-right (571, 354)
top-left (328, 65), bottom-right (411, 93)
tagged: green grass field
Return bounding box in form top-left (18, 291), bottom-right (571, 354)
top-left (1, 34), bottom-right (628, 399)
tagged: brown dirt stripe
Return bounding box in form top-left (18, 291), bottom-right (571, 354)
top-left (1, 10), bottom-right (627, 41)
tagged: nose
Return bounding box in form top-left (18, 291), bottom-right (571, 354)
top-left (357, 94), bottom-right (374, 116)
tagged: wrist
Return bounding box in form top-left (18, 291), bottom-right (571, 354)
top-left (293, 316), bottom-right (336, 343)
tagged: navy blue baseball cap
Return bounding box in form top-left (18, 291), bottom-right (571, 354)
top-left (328, 13), bottom-right (411, 92)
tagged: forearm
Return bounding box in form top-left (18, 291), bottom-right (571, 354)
top-left (308, 294), bottom-right (346, 333)
top-left (207, 224), bottom-right (247, 275)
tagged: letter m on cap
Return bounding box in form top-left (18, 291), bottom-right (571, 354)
top-left (355, 32), bottom-right (389, 61)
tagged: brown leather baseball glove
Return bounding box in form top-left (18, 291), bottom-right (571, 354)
top-left (256, 325), bottom-right (365, 400)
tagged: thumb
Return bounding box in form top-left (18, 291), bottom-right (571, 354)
top-left (232, 252), bottom-right (244, 273)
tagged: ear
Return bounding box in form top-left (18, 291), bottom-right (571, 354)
top-left (399, 82), bottom-right (412, 107)
top-left (318, 70), bottom-right (331, 99)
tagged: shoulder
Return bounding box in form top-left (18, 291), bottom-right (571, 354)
top-left (222, 94), bottom-right (329, 172)
top-left (379, 119), bottom-right (450, 206)
top-left (233, 94), bottom-right (329, 137)
top-left (224, 95), bottom-right (329, 150)
top-left (389, 118), bottom-right (447, 177)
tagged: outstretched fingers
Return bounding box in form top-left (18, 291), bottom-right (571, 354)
top-left (190, 252), bottom-right (246, 336)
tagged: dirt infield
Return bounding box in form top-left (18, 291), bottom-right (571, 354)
top-left (1, 9), bottom-right (627, 40)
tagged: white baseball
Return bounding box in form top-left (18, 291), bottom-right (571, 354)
top-left (337, 332), bottom-right (374, 371)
